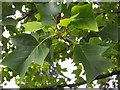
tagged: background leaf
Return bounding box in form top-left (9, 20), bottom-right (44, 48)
top-left (35, 2), bottom-right (60, 25)
top-left (2, 18), bottom-right (17, 26)
top-left (95, 14), bottom-right (106, 27)
top-left (73, 44), bottom-right (114, 83)
top-left (100, 24), bottom-right (119, 42)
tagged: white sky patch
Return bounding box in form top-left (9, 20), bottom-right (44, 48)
top-left (1, 77), bottom-right (19, 88)
top-left (73, 0), bottom-right (78, 2)
top-left (16, 21), bottom-right (21, 29)
top-left (3, 30), bottom-right (10, 38)
top-left (12, 5), bottom-right (15, 8)
top-left (93, 4), bottom-right (99, 9)
top-left (22, 5), bottom-right (26, 12)
top-left (14, 10), bottom-right (22, 19)
top-left (58, 58), bottom-right (77, 84)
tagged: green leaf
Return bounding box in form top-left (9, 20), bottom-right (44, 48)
top-left (6, 25), bottom-right (18, 33)
top-left (71, 3), bottom-right (98, 32)
top-left (95, 14), bottom-right (105, 27)
top-left (100, 24), bottom-right (119, 42)
top-left (61, 3), bottom-right (73, 18)
top-left (2, 34), bottom-right (49, 77)
top-left (22, 21), bottom-right (42, 32)
top-left (58, 13), bottom-right (79, 27)
top-left (58, 18), bottom-right (71, 27)
top-left (35, 13), bottom-right (41, 21)
top-left (71, 3), bottom-right (94, 18)
top-left (75, 77), bottom-right (84, 83)
top-left (73, 44), bottom-right (114, 83)
top-left (89, 37), bottom-right (103, 45)
top-left (71, 18), bottom-right (98, 32)
top-left (35, 2), bottom-right (60, 25)
top-left (2, 18), bottom-right (17, 26)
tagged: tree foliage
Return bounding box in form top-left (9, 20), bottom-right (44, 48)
top-left (1, 1), bottom-right (120, 89)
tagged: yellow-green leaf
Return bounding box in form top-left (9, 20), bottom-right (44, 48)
top-left (22, 21), bottom-right (42, 32)
top-left (58, 13), bottom-right (79, 27)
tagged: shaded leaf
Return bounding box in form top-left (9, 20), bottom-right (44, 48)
top-left (35, 2), bottom-right (60, 25)
top-left (100, 24), bottom-right (119, 42)
top-left (2, 18), bottom-right (17, 26)
top-left (2, 34), bottom-right (49, 77)
top-left (95, 14), bottom-right (106, 27)
top-left (61, 3), bottom-right (73, 18)
top-left (89, 37), bottom-right (103, 45)
top-left (73, 44), bottom-right (114, 83)
top-left (75, 77), bottom-right (84, 83)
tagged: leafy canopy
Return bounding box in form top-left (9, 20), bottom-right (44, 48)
top-left (1, 1), bottom-right (119, 88)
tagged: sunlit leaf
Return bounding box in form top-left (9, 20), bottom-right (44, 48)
top-left (58, 13), bottom-right (79, 27)
top-left (71, 3), bottom-right (98, 32)
top-left (22, 21), bottom-right (42, 32)
top-left (71, 18), bottom-right (98, 32)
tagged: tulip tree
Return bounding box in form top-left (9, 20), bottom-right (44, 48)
top-left (1, 1), bottom-right (120, 89)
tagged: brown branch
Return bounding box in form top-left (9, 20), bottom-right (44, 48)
top-left (45, 70), bottom-right (120, 88)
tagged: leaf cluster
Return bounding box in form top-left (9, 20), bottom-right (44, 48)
top-left (1, 1), bottom-right (120, 89)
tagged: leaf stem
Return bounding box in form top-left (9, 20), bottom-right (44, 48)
top-left (39, 33), bottom-right (57, 45)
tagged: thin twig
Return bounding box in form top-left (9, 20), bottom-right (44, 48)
top-left (46, 70), bottom-right (120, 88)
top-left (17, 10), bottom-right (37, 22)
top-left (49, 63), bottom-right (71, 81)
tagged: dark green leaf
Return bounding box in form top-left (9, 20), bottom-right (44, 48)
top-left (61, 3), bottom-right (73, 18)
top-left (100, 24), bottom-right (119, 42)
top-left (2, 34), bottom-right (49, 77)
top-left (2, 18), bottom-right (17, 26)
top-left (73, 44), bottom-right (114, 83)
top-left (35, 2), bottom-right (60, 25)
top-left (6, 25), bottom-right (18, 33)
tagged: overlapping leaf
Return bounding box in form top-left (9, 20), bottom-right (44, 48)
top-left (71, 3), bottom-right (98, 32)
top-left (35, 2), bottom-right (60, 25)
top-left (73, 44), bottom-right (114, 83)
top-left (2, 34), bottom-right (49, 77)
top-left (22, 21), bottom-right (43, 32)
top-left (58, 13), bottom-right (79, 27)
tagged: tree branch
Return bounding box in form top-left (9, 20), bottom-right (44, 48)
top-left (49, 63), bottom-right (71, 81)
top-left (17, 10), bottom-right (37, 22)
top-left (46, 70), bottom-right (120, 88)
